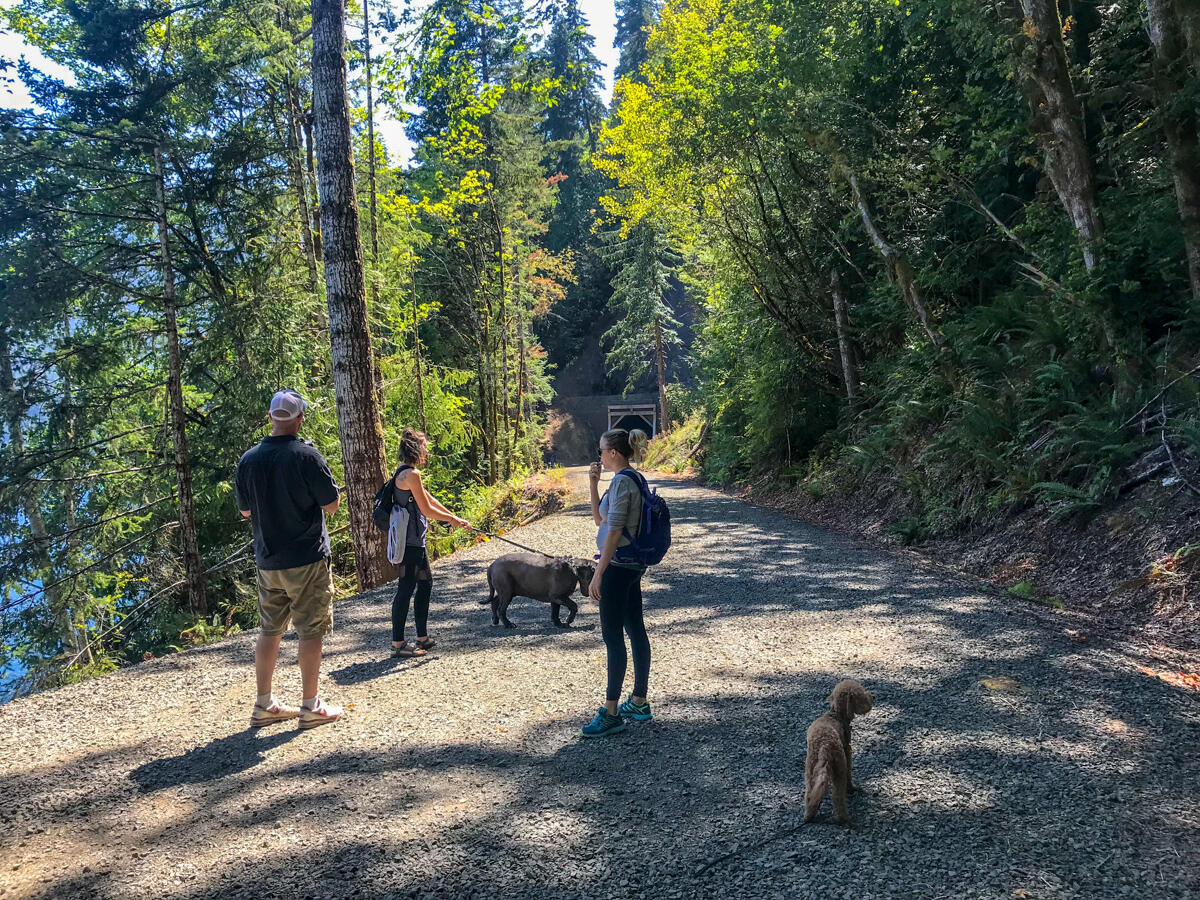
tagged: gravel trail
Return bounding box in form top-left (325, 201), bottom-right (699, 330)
top-left (1, 468), bottom-right (1197, 899)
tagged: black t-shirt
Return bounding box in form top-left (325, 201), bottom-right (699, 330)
top-left (235, 435), bottom-right (340, 571)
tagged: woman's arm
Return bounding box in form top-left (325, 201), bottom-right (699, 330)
top-left (588, 462), bottom-right (603, 526)
top-left (589, 528), bottom-right (623, 602)
top-left (397, 469), bottom-right (468, 528)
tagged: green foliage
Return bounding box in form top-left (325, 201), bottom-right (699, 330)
top-left (0, 0), bottom-right (597, 697)
top-left (595, 0), bottom-right (1200, 544)
top-left (642, 412), bottom-right (703, 472)
top-left (1006, 581), bottom-right (1035, 599)
top-left (886, 517), bottom-right (929, 547)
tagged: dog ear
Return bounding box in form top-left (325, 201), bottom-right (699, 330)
top-left (573, 564), bottom-right (594, 591)
top-left (836, 688), bottom-right (851, 722)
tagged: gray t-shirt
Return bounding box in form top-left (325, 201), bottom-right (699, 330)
top-left (597, 472), bottom-right (644, 569)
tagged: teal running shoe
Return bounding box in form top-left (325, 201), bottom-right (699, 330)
top-left (580, 707), bottom-right (626, 738)
top-left (617, 695), bottom-right (653, 721)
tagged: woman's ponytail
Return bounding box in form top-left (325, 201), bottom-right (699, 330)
top-left (601, 427), bottom-right (650, 465)
top-left (628, 429), bottom-right (649, 464)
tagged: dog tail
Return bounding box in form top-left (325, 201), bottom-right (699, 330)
top-left (810, 751), bottom-right (832, 800)
top-left (482, 568), bottom-right (496, 605)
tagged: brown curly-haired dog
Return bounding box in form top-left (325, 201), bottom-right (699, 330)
top-left (804, 679), bottom-right (873, 825)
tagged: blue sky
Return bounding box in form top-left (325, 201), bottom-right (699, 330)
top-left (0, 0), bottom-right (620, 165)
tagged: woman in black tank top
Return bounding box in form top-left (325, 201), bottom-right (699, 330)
top-left (390, 428), bottom-right (470, 657)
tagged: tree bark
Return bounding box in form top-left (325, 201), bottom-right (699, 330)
top-left (1009, 0), bottom-right (1103, 270)
top-left (1176, 0), bottom-right (1200, 70)
top-left (654, 315), bottom-right (668, 432)
top-left (411, 262), bottom-right (427, 433)
top-left (1147, 0), bottom-right (1200, 304)
top-left (494, 211), bottom-right (512, 478)
top-left (303, 106), bottom-right (324, 262)
top-left (311, 0), bottom-right (391, 590)
top-left (829, 268), bottom-right (860, 401)
top-left (153, 145), bottom-right (208, 617)
top-left (284, 78), bottom-right (320, 293)
top-left (850, 175), bottom-right (945, 348)
top-left (60, 316), bottom-right (88, 658)
top-left (363, 0), bottom-right (386, 411)
top-left (515, 250), bottom-right (528, 440)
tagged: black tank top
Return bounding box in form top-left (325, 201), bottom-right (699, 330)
top-left (392, 465), bottom-right (428, 547)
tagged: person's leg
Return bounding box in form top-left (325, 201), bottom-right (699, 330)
top-left (392, 557), bottom-right (417, 646)
top-left (600, 566), bottom-right (636, 715)
top-left (251, 569), bottom-right (300, 726)
top-left (623, 573), bottom-right (651, 704)
top-left (254, 568), bottom-right (291, 698)
top-left (413, 551), bottom-right (433, 642)
top-left (255, 632), bottom-right (284, 697)
top-left (291, 559), bottom-right (341, 728)
top-left (298, 636), bottom-right (322, 699)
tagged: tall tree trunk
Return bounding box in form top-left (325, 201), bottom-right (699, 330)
top-left (475, 340), bottom-right (492, 482)
top-left (1148, 0), bottom-right (1200, 304)
top-left (514, 250), bottom-right (528, 440)
top-left (311, 0), bottom-right (391, 590)
top-left (153, 145), bottom-right (207, 617)
top-left (363, 0), bottom-right (386, 411)
top-left (303, 107), bottom-right (324, 262)
top-left (829, 268), bottom-right (860, 401)
top-left (495, 221), bottom-right (511, 478)
top-left (60, 316), bottom-right (88, 658)
top-left (411, 262), bottom-right (427, 432)
top-left (654, 315), bottom-right (668, 433)
top-left (850, 175), bottom-right (945, 347)
top-left (1008, 0), bottom-right (1103, 270)
top-left (284, 78), bottom-right (321, 293)
top-left (1176, 0), bottom-right (1200, 70)
top-left (479, 285), bottom-right (497, 484)
top-left (172, 173), bottom-right (254, 372)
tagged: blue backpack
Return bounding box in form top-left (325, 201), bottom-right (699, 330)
top-left (613, 468), bottom-right (671, 567)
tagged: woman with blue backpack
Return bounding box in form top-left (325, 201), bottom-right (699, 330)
top-left (582, 427), bottom-right (655, 737)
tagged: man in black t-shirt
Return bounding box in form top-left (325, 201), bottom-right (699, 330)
top-left (235, 390), bottom-right (343, 730)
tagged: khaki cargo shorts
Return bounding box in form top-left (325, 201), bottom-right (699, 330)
top-left (256, 558), bottom-right (334, 641)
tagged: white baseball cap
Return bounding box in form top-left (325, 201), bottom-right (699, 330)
top-left (268, 389), bottom-right (307, 421)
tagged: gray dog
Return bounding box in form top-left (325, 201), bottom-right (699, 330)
top-left (484, 553), bottom-right (596, 628)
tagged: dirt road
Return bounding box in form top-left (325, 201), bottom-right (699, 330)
top-left (1, 469), bottom-right (1197, 899)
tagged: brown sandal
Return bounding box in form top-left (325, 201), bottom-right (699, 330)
top-left (391, 642), bottom-right (427, 658)
top-left (416, 636), bottom-right (436, 650)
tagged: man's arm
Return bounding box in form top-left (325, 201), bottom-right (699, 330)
top-left (235, 461), bottom-right (252, 519)
top-left (306, 450), bottom-right (341, 516)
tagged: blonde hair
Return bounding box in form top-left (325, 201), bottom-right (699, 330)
top-left (601, 427), bottom-right (649, 465)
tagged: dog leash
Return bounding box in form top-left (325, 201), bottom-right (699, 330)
top-left (467, 525), bottom-right (560, 559)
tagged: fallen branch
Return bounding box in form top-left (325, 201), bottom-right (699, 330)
top-left (1116, 460), bottom-right (1171, 497)
top-left (1161, 433), bottom-right (1200, 498)
top-left (685, 423), bottom-right (710, 463)
top-left (1124, 363), bottom-right (1200, 429)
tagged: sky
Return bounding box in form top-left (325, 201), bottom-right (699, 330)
top-left (0, 0), bottom-right (621, 166)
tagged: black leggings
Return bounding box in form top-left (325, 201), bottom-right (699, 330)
top-left (599, 565), bottom-right (651, 702)
top-left (392, 545), bottom-right (432, 642)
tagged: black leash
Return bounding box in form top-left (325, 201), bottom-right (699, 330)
top-left (468, 526), bottom-right (560, 559)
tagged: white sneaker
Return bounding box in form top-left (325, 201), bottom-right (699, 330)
top-left (299, 698), bottom-right (343, 730)
top-left (250, 700), bottom-right (301, 728)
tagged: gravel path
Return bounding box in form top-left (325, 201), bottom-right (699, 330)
top-left (2, 468), bottom-right (1198, 900)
